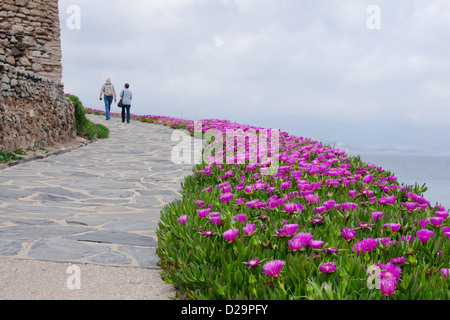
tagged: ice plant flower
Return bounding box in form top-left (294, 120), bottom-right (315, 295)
top-left (322, 247), bottom-right (339, 254)
top-left (285, 224), bottom-right (300, 236)
top-left (288, 237), bottom-right (307, 251)
top-left (292, 232), bottom-right (314, 247)
top-left (359, 222), bottom-right (371, 229)
top-left (246, 258), bottom-right (261, 268)
top-left (220, 192), bottom-right (234, 203)
top-left (380, 277), bottom-right (397, 298)
top-left (418, 219), bottom-right (430, 228)
top-left (379, 263), bottom-right (402, 279)
top-left (430, 217), bottom-right (443, 227)
top-left (436, 211), bottom-right (449, 219)
top-left (284, 203), bottom-right (297, 214)
top-left (195, 200), bottom-right (205, 207)
top-left (323, 200), bottom-right (336, 210)
top-left (305, 194), bottom-right (320, 204)
top-left (341, 228), bottom-right (356, 240)
top-left (262, 260), bottom-right (285, 277)
top-left (222, 228), bottom-right (239, 242)
top-left (177, 215), bottom-right (188, 225)
top-left (349, 190), bottom-right (357, 198)
top-left (439, 268), bottom-right (450, 279)
top-left (315, 206), bottom-right (327, 215)
top-left (233, 214), bottom-right (247, 223)
top-left (384, 223), bottom-right (401, 233)
top-left (352, 238), bottom-right (378, 255)
top-left (197, 208), bottom-right (210, 218)
top-left (372, 212), bottom-right (383, 222)
top-left (320, 262), bottom-right (337, 274)
top-left (243, 224), bottom-right (256, 236)
top-left (202, 230), bottom-right (215, 237)
top-left (390, 256), bottom-right (406, 265)
top-left (310, 216), bottom-right (323, 225)
top-left (210, 215), bottom-right (222, 226)
top-left (309, 240), bottom-right (324, 249)
top-left (416, 229), bottom-right (434, 243)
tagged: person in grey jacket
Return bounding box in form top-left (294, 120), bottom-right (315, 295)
top-left (120, 83), bottom-right (133, 123)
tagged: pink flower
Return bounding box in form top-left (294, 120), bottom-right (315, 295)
top-left (430, 217), bottom-right (444, 227)
top-left (349, 190), bottom-right (357, 198)
top-left (323, 200), bottom-right (336, 210)
top-left (246, 258), bottom-right (261, 268)
top-left (315, 206), bottom-right (327, 215)
top-left (380, 277), bottom-right (397, 297)
top-left (235, 198), bottom-right (245, 205)
top-left (320, 262), bottom-right (337, 274)
top-left (352, 238), bottom-right (378, 255)
top-left (372, 211), bottom-right (384, 222)
top-left (310, 216), bottom-right (323, 225)
top-left (220, 192), bottom-right (234, 203)
top-left (379, 263), bottom-right (402, 279)
top-left (418, 219), bottom-right (430, 228)
top-left (359, 222), bottom-right (371, 229)
top-left (222, 228), bottom-right (239, 242)
top-left (436, 211), bottom-right (449, 219)
top-left (390, 256), bottom-right (406, 265)
top-left (378, 196), bottom-right (396, 205)
top-left (305, 194), bottom-right (320, 204)
top-left (202, 230), bottom-right (215, 237)
top-left (384, 223), bottom-right (401, 233)
top-left (341, 202), bottom-right (358, 211)
top-left (262, 260), bottom-right (285, 277)
top-left (197, 208), bottom-right (210, 218)
top-left (209, 212), bottom-right (222, 225)
top-left (284, 203), bottom-right (297, 213)
top-left (341, 228), bottom-right (356, 240)
top-left (243, 224), bottom-right (256, 236)
top-left (281, 181), bottom-right (291, 190)
top-left (195, 200), bottom-right (205, 207)
top-left (309, 240), bottom-right (324, 249)
top-left (279, 224), bottom-right (298, 237)
top-left (233, 214), bottom-right (247, 223)
top-left (416, 229), bottom-right (434, 243)
top-left (440, 268), bottom-right (450, 279)
top-left (177, 215), bottom-right (188, 225)
top-left (363, 174), bottom-right (374, 184)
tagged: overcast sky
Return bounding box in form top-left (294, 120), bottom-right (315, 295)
top-left (58, 0), bottom-right (450, 155)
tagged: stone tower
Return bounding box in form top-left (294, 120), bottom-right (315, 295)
top-left (0, 0), bottom-right (76, 153)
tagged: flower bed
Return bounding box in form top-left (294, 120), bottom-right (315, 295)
top-left (84, 106), bottom-right (449, 300)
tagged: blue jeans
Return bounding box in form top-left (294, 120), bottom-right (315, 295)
top-left (104, 95), bottom-right (113, 120)
top-left (122, 105), bottom-right (131, 122)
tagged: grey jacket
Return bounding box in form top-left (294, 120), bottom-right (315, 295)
top-left (120, 89), bottom-right (132, 105)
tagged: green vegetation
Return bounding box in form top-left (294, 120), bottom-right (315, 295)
top-left (66, 94), bottom-right (110, 140)
top-left (0, 150), bottom-right (24, 163)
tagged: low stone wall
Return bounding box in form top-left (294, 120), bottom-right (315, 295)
top-left (0, 0), bottom-right (76, 153)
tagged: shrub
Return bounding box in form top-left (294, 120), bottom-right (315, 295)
top-left (65, 94), bottom-right (109, 140)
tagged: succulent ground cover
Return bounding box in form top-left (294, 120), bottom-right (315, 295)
top-left (84, 107), bottom-right (450, 300)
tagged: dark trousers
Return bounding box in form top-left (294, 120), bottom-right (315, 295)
top-left (121, 105), bottom-right (131, 122)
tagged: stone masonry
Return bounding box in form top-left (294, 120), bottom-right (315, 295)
top-left (0, 0), bottom-right (76, 153)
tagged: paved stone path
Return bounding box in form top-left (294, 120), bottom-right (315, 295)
top-left (0, 114), bottom-right (196, 299)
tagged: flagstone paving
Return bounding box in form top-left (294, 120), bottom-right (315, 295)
top-left (0, 114), bottom-right (198, 299)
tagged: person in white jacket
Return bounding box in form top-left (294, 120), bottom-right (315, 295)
top-left (120, 83), bottom-right (133, 123)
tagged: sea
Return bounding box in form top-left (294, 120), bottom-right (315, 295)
top-left (347, 151), bottom-right (450, 210)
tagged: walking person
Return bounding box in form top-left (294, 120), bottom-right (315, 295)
top-left (120, 83), bottom-right (133, 123)
top-left (99, 78), bottom-right (117, 120)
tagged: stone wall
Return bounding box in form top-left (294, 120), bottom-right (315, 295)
top-left (0, 0), bottom-right (76, 153)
